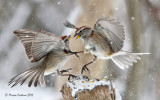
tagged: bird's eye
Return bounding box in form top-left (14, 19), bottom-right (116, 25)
top-left (80, 30), bottom-right (83, 33)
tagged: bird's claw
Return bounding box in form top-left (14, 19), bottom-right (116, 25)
top-left (72, 52), bottom-right (80, 59)
top-left (81, 65), bottom-right (90, 74)
top-left (60, 68), bottom-right (72, 74)
top-left (68, 74), bottom-right (77, 81)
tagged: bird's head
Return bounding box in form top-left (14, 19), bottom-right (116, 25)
top-left (61, 35), bottom-right (71, 43)
top-left (63, 21), bottom-right (92, 39)
top-left (74, 26), bottom-right (91, 39)
top-left (61, 35), bottom-right (71, 50)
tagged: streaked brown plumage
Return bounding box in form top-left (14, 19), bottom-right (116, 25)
top-left (9, 29), bottom-right (76, 87)
top-left (64, 17), bottom-right (150, 73)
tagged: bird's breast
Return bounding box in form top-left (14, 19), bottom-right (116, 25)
top-left (84, 36), bottom-right (113, 59)
top-left (44, 51), bottom-right (70, 75)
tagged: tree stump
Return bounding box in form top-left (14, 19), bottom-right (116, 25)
top-left (61, 76), bottom-right (121, 100)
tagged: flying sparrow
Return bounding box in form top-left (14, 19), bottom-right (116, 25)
top-left (9, 29), bottom-right (80, 87)
top-left (64, 17), bottom-right (150, 74)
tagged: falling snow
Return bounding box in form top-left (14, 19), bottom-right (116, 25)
top-left (57, 1), bottom-right (61, 5)
top-left (115, 7), bottom-right (119, 11)
top-left (131, 16), bottom-right (135, 20)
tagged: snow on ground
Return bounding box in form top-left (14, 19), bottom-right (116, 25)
top-left (0, 81), bottom-right (62, 100)
top-left (66, 76), bottom-right (122, 100)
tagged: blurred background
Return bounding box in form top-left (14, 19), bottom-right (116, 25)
top-left (0, 0), bottom-right (160, 100)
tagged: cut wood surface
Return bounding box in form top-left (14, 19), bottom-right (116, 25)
top-left (61, 76), bottom-right (118, 100)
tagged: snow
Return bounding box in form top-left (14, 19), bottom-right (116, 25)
top-left (57, 1), bottom-right (61, 5)
top-left (0, 82), bottom-right (62, 100)
top-left (115, 7), bottom-right (119, 11)
top-left (66, 76), bottom-right (122, 100)
top-left (131, 17), bottom-right (135, 20)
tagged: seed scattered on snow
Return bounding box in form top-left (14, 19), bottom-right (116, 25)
top-left (89, 80), bottom-right (94, 83)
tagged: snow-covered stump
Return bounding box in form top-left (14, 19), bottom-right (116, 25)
top-left (61, 76), bottom-right (121, 100)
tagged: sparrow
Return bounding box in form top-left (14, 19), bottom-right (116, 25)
top-left (64, 17), bottom-right (150, 74)
top-left (9, 29), bottom-right (80, 87)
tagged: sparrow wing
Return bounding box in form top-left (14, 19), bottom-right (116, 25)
top-left (94, 17), bottom-right (125, 52)
top-left (14, 29), bottom-right (65, 62)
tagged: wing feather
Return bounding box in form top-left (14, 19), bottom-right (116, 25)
top-left (94, 17), bottom-right (125, 52)
top-left (14, 29), bottom-right (64, 62)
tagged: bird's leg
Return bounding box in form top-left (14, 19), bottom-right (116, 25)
top-left (57, 69), bottom-right (77, 81)
top-left (81, 55), bottom-right (97, 74)
top-left (60, 68), bottom-right (72, 74)
top-left (56, 68), bottom-right (73, 76)
top-left (60, 74), bottom-right (78, 81)
top-left (69, 50), bottom-right (84, 58)
top-left (68, 74), bottom-right (77, 81)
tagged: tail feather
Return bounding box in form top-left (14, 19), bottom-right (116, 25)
top-left (20, 70), bottom-right (37, 86)
top-left (124, 55), bottom-right (137, 63)
top-left (112, 56), bottom-right (129, 69)
top-left (34, 70), bottom-right (44, 87)
top-left (11, 70), bottom-right (36, 88)
top-left (9, 68), bottom-right (34, 85)
top-left (9, 67), bottom-right (45, 87)
top-left (111, 51), bottom-right (150, 69)
top-left (28, 70), bottom-right (40, 87)
top-left (39, 71), bottom-right (46, 87)
top-left (121, 56), bottom-right (133, 66)
top-left (28, 69), bottom-right (44, 87)
top-left (9, 69), bottom-right (35, 86)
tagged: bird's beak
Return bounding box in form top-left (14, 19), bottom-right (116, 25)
top-left (68, 36), bottom-right (71, 40)
top-left (74, 34), bottom-right (80, 39)
top-left (76, 35), bottom-right (80, 39)
top-left (74, 33), bottom-right (77, 37)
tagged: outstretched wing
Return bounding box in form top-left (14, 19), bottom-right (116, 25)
top-left (14, 29), bottom-right (64, 62)
top-left (94, 17), bottom-right (125, 53)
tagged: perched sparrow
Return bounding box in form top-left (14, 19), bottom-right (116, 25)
top-left (9, 29), bottom-right (79, 87)
top-left (64, 17), bottom-right (150, 74)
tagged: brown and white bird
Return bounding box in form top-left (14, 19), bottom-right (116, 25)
top-left (9, 29), bottom-right (79, 87)
top-left (64, 17), bottom-right (150, 73)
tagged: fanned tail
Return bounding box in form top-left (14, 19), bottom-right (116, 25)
top-left (8, 67), bottom-right (46, 88)
top-left (111, 51), bottom-right (150, 69)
